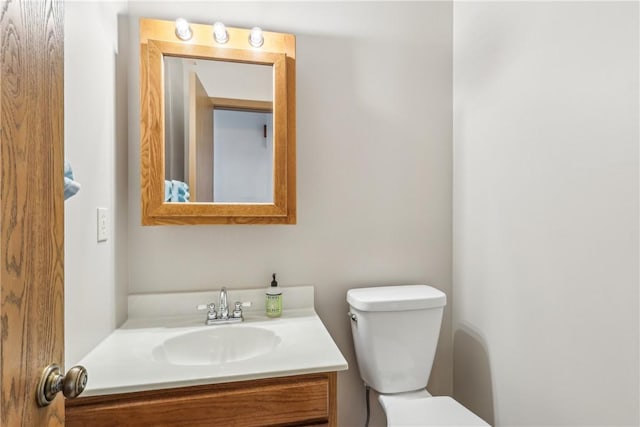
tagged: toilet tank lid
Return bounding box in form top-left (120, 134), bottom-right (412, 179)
top-left (347, 285), bottom-right (446, 311)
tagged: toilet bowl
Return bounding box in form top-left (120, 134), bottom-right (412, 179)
top-left (347, 285), bottom-right (489, 427)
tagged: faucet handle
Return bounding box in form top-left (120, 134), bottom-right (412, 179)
top-left (231, 301), bottom-right (252, 319)
top-left (197, 303), bottom-right (217, 320)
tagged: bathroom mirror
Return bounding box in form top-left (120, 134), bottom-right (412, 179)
top-left (140, 18), bottom-right (296, 225)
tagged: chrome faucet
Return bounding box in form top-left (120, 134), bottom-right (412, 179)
top-left (219, 287), bottom-right (229, 320)
top-left (196, 287), bottom-right (252, 325)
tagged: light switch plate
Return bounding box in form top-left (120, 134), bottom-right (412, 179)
top-left (97, 208), bottom-right (108, 242)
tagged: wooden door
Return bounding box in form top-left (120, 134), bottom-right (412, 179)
top-left (188, 71), bottom-right (214, 202)
top-left (0, 0), bottom-right (65, 425)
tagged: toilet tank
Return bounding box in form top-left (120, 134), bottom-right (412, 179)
top-left (347, 285), bottom-right (446, 394)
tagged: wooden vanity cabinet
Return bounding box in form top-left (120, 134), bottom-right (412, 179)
top-left (65, 372), bottom-right (337, 427)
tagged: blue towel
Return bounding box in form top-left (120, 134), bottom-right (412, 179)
top-left (168, 180), bottom-right (190, 202)
top-left (164, 180), bottom-right (172, 202)
top-left (64, 161), bottom-right (81, 200)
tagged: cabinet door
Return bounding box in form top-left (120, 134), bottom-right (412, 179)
top-left (66, 372), bottom-right (337, 427)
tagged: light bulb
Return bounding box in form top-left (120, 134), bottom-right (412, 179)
top-left (249, 26), bottom-right (264, 48)
top-left (213, 21), bottom-right (228, 44)
top-left (175, 18), bottom-right (192, 41)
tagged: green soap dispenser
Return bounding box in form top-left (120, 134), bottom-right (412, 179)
top-left (266, 273), bottom-right (282, 318)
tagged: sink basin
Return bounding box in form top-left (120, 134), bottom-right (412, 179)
top-left (152, 326), bottom-right (281, 366)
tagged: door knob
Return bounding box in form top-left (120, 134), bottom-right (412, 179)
top-left (36, 363), bottom-right (88, 407)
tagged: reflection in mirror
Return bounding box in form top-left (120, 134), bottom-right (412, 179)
top-left (163, 57), bottom-right (274, 203)
top-left (213, 109), bottom-right (273, 203)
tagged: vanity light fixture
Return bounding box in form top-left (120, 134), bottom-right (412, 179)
top-left (175, 18), bottom-right (193, 41)
top-left (249, 26), bottom-right (264, 48)
top-left (212, 21), bottom-right (229, 44)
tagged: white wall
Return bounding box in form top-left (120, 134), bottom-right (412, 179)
top-left (127, 2), bottom-right (453, 426)
top-left (195, 59), bottom-right (273, 101)
top-left (214, 110), bottom-right (274, 203)
top-left (453, 2), bottom-right (639, 425)
top-left (64, 1), bottom-right (129, 366)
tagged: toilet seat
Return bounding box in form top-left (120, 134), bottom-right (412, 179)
top-left (379, 392), bottom-right (490, 427)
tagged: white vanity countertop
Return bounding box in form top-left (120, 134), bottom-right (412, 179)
top-left (77, 286), bottom-right (348, 397)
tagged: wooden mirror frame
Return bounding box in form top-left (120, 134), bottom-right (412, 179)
top-left (140, 18), bottom-right (296, 225)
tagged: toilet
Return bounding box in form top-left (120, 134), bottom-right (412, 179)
top-left (347, 285), bottom-right (489, 426)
